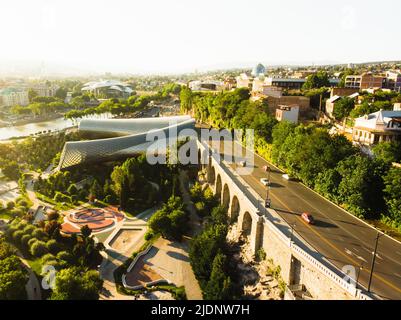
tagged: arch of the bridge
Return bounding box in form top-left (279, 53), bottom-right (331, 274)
top-left (230, 195), bottom-right (240, 223)
top-left (222, 183), bottom-right (230, 210)
top-left (242, 211), bottom-right (252, 237)
top-left (215, 174), bottom-right (222, 201)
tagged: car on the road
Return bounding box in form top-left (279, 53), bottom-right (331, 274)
top-left (282, 173), bottom-right (292, 180)
top-left (239, 160), bottom-right (246, 167)
top-left (260, 178), bottom-right (271, 186)
top-left (301, 212), bottom-right (315, 225)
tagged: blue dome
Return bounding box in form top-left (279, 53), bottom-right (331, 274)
top-left (251, 63), bottom-right (266, 76)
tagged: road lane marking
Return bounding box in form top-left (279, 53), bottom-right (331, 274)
top-left (216, 141), bottom-right (401, 295)
top-left (345, 248), bottom-right (353, 255)
top-left (270, 191), bottom-right (401, 295)
top-left (357, 256), bottom-right (367, 263)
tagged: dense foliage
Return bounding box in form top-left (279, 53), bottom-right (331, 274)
top-left (148, 195), bottom-right (187, 240)
top-left (0, 239), bottom-right (28, 300)
top-left (0, 131), bottom-right (82, 179)
top-left (188, 183), bottom-right (234, 299)
top-left (182, 87), bottom-right (401, 230)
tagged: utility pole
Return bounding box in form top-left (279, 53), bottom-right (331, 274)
top-left (368, 232), bottom-right (382, 292)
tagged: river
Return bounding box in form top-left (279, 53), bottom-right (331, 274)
top-left (0, 113), bottom-right (113, 141)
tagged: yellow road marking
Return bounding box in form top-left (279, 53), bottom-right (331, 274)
top-left (213, 139), bottom-right (401, 295)
top-left (270, 191), bottom-right (401, 294)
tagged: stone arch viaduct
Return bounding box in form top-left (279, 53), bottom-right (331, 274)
top-left (197, 140), bottom-right (372, 300)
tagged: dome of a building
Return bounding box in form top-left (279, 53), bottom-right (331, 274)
top-left (251, 63), bottom-right (266, 77)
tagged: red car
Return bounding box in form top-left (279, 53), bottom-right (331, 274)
top-left (301, 212), bottom-right (315, 225)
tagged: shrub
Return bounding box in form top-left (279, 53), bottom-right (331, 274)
top-left (16, 199), bottom-right (28, 208)
top-left (21, 234), bottom-right (32, 247)
top-left (27, 238), bottom-right (38, 248)
top-left (144, 230), bottom-right (154, 241)
top-left (56, 251), bottom-right (74, 264)
top-left (46, 239), bottom-right (61, 254)
top-left (47, 211), bottom-right (59, 221)
top-left (11, 207), bottom-right (25, 217)
top-left (6, 201), bottom-right (15, 210)
top-left (41, 253), bottom-right (57, 264)
top-left (256, 248), bottom-right (266, 261)
top-left (12, 230), bottom-right (24, 244)
top-left (30, 240), bottom-right (48, 257)
top-left (32, 229), bottom-right (47, 240)
top-left (22, 225), bottom-right (36, 235)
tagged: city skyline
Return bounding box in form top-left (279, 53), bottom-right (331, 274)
top-left (1, 0), bottom-right (401, 75)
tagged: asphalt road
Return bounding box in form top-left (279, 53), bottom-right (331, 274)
top-left (202, 131), bottom-right (401, 300)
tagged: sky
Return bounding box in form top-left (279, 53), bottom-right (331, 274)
top-left (0, 0), bottom-right (400, 75)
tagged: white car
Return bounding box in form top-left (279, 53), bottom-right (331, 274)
top-left (282, 174), bottom-right (292, 180)
top-left (260, 178), bottom-right (271, 186)
top-left (239, 160), bottom-right (246, 167)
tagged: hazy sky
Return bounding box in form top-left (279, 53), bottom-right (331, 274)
top-left (1, 0), bottom-right (400, 74)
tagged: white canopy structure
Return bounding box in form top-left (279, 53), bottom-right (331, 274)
top-left (57, 115), bottom-right (195, 170)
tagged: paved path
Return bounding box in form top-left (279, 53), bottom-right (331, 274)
top-left (145, 237), bottom-right (203, 300)
top-left (173, 170), bottom-right (203, 299)
top-left (98, 207), bottom-right (158, 300)
top-left (16, 253), bottom-right (42, 300)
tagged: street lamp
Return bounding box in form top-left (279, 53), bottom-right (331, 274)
top-left (367, 232), bottom-right (383, 292)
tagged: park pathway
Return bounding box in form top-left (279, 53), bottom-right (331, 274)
top-left (16, 252), bottom-right (42, 300)
top-left (98, 207), bottom-right (158, 300)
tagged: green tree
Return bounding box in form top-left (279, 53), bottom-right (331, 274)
top-left (28, 88), bottom-right (38, 103)
top-left (189, 223), bottom-right (227, 285)
top-left (89, 179), bottom-right (103, 200)
top-left (0, 255), bottom-right (28, 300)
top-left (30, 240), bottom-right (48, 257)
top-left (336, 155), bottom-right (385, 218)
top-left (372, 141), bottom-right (401, 165)
top-left (203, 252), bottom-right (233, 300)
top-left (333, 97), bottom-right (355, 120)
top-left (302, 71), bottom-right (330, 90)
top-left (50, 267), bottom-right (103, 300)
top-left (383, 167), bottom-right (401, 224)
top-left (55, 87), bottom-right (68, 100)
top-left (148, 196), bottom-right (187, 240)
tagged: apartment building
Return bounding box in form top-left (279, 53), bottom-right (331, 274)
top-left (0, 90), bottom-right (29, 107)
top-left (275, 105), bottom-right (299, 123)
top-left (31, 83), bottom-right (59, 97)
top-left (264, 77), bottom-right (339, 90)
top-left (236, 73), bottom-right (254, 90)
top-left (386, 71), bottom-right (401, 92)
top-left (252, 77), bottom-right (283, 98)
top-left (345, 72), bottom-right (385, 90)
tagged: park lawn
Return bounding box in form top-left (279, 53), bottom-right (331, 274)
top-left (24, 257), bottom-right (43, 276)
